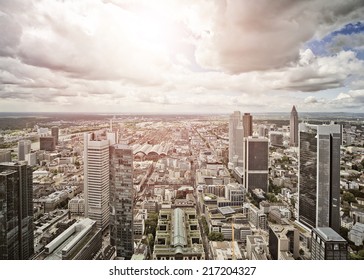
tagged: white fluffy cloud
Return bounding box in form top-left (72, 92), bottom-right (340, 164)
top-left (0, 0), bottom-right (364, 113)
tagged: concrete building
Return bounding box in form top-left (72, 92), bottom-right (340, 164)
top-left (348, 222), bottom-right (364, 246)
top-left (290, 105), bottom-right (298, 147)
top-left (243, 113), bottom-right (253, 138)
top-left (0, 162), bottom-right (34, 259)
top-left (153, 208), bottom-right (205, 260)
top-left (298, 123), bottom-right (341, 233)
top-left (225, 183), bottom-right (245, 205)
top-left (311, 227), bottom-right (348, 260)
top-left (246, 235), bottom-right (268, 260)
top-left (229, 111), bottom-right (242, 164)
top-left (109, 144), bottom-right (134, 259)
top-left (40, 136), bottom-right (56, 151)
top-left (51, 126), bottom-right (59, 145)
top-left (68, 197), bottom-right (85, 215)
top-left (244, 137), bottom-right (269, 193)
top-left (209, 241), bottom-right (243, 260)
top-left (83, 133), bottom-right (110, 231)
top-left (25, 152), bottom-right (37, 166)
top-left (18, 139), bottom-right (31, 161)
top-left (269, 225), bottom-right (299, 260)
top-left (43, 218), bottom-right (102, 260)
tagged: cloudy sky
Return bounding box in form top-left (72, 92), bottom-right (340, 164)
top-left (1, 0), bottom-right (364, 114)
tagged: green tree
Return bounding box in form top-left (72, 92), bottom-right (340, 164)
top-left (208, 232), bottom-right (224, 241)
top-left (201, 216), bottom-right (209, 235)
top-left (145, 212), bottom-right (159, 236)
top-left (342, 192), bottom-right (357, 204)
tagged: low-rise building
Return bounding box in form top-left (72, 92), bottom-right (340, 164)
top-left (153, 208), bottom-right (205, 260)
top-left (348, 222), bottom-right (364, 246)
top-left (209, 241), bottom-right (243, 260)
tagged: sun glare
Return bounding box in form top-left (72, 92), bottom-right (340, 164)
top-left (131, 10), bottom-right (174, 53)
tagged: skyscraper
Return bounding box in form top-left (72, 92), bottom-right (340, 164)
top-left (84, 133), bottom-right (110, 231)
top-left (290, 106), bottom-right (298, 147)
top-left (229, 111), bottom-right (242, 164)
top-left (51, 126), bottom-right (59, 145)
top-left (243, 113), bottom-right (253, 138)
top-left (0, 162), bottom-right (34, 259)
top-left (244, 136), bottom-right (269, 193)
top-left (298, 123), bottom-right (341, 233)
top-left (109, 144), bottom-right (134, 259)
top-left (18, 140), bottom-right (31, 161)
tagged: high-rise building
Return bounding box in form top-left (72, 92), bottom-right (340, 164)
top-left (84, 133), bottom-right (110, 231)
top-left (235, 125), bottom-right (244, 167)
top-left (51, 126), bottom-right (59, 145)
top-left (0, 162), bottom-right (34, 260)
top-left (243, 113), bottom-right (253, 138)
top-left (244, 137), bottom-right (269, 193)
top-left (290, 106), bottom-right (298, 147)
top-left (109, 144), bottom-right (134, 259)
top-left (298, 123), bottom-right (341, 233)
top-left (18, 140), bottom-right (31, 161)
top-left (228, 111), bottom-right (242, 163)
top-left (311, 227), bottom-right (348, 260)
top-left (39, 136), bottom-right (55, 151)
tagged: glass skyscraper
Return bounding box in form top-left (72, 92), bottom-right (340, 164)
top-left (109, 144), bottom-right (134, 259)
top-left (0, 162), bottom-right (34, 259)
top-left (298, 123), bottom-right (341, 233)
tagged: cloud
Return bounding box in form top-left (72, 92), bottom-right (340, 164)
top-left (0, 0), bottom-right (364, 113)
top-left (272, 49), bottom-right (364, 92)
top-left (192, 0), bottom-right (364, 73)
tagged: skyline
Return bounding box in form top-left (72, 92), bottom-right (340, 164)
top-left (1, 0), bottom-right (364, 113)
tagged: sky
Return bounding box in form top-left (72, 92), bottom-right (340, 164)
top-left (1, 0), bottom-right (364, 114)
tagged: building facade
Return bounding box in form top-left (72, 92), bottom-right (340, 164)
top-left (311, 227), bottom-right (348, 260)
top-left (228, 111), bottom-right (242, 164)
top-left (290, 105), bottom-right (298, 147)
top-left (298, 123), bottom-right (341, 233)
top-left (51, 126), bottom-right (59, 145)
top-left (18, 140), bottom-right (31, 161)
top-left (84, 133), bottom-right (110, 231)
top-left (0, 162), bottom-right (34, 259)
top-left (40, 136), bottom-right (56, 151)
top-left (109, 144), bottom-right (134, 259)
top-left (242, 113), bottom-right (253, 138)
top-left (244, 136), bottom-right (269, 193)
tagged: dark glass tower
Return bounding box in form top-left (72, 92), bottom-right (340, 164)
top-left (290, 106), bottom-right (298, 147)
top-left (298, 123), bottom-right (341, 233)
top-left (109, 144), bottom-right (134, 259)
top-left (0, 162), bottom-right (34, 260)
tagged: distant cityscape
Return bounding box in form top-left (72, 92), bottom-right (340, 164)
top-left (0, 108), bottom-right (364, 260)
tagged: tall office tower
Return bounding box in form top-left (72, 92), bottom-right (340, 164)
top-left (39, 136), bottom-right (55, 151)
top-left (244, 136), bottom-right (269, 193)
top-left (235, 125), bottom-right (244, 167)
top-left (228, 111), bottom-right (242, 163)
top-left (311, 227), bottom-right (348, 260)
top-left (243, 113), bottom-right (253, 138)
top-left (0, 162), bottom-right (34, 259)
top-left (109, 144), bottom-right (134, 259)
top-left (84, 133), bottom-right (110, 231)
top-left (290, 105), bottom-right (299, 147)
top-left (51, 126), bottom-right (59, 145)
top-left (18, 140), bottom-right (31, 161)
top-left (298, 123), bottom-right (341, 233)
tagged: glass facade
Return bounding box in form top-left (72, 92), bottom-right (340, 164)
top-left (0, 163), bottom-right (33, 260)
top-left (299, 124), bottom-right (341, 232)
top-left (109, 144), bottom-right (134, 259)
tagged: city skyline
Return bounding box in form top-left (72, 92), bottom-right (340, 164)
top-left (1, 1), bottom-right (364, 114)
